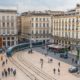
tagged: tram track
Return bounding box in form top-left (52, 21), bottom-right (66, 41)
top-left (17, 52), bottom-right (56, 80)
top-left (9, 57), bottom-right (39, 80)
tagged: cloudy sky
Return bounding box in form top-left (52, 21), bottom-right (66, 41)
top-left (0, 0), bottom-right (80, 12)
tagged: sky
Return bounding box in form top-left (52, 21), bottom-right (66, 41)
top-left (0, 0), bottom-right (80, 12)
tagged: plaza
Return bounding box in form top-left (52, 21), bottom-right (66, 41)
top-left (0, 46), bottom-right (80, 80)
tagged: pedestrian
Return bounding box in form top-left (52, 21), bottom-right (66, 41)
top-left (75, 60), bottom-right (78, 64)
top-left (58, 62), bottom-right (60, 67)
top-left (2, 71), bottom-right (4, 77)
top-left (13, 69), bottom-right (16, 76)
top-left (72, 58), bottom-right (74, 63)
top-left (58, 68), bottom-right (60, 75)
top-left (5, 71), bottom-right (7, 77)
top-left (4, 69), bottom-right (6, 72)
top-left (2, 61), bottom-right (5, 66)
top-left (53, 68), bottom-right (56, 74)
top-left (11, 68), bottom-right (13, 73)
top-left (7, 68), bottom-right (10, 75)
top-left (41, 62), bottom-right (43, 69)
top-left (6, 59), bottom-right (8, 64)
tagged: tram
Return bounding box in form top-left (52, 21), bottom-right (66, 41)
top-left (6, 41), bottom-right (44, 57)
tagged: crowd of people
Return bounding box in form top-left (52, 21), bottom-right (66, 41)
top-left (0, 55), bottom-right (16, 80)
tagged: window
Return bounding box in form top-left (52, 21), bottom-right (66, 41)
top-left (72, 19), bottom-right (74, 23)
top-left (32, 30), bottom-right (33, 34)
top-left (3, 22), bottom-right (5, 27)
top-left (36, 31), bottom-right (38, 34)
top-left (40, 30), bottom-right (41, 34)
top-left (12, 37), bottom-right (14, 40)
top-left (36, 23), bottom-right (38, 27)
top-left (2, 16), bottom-right (5, 21)
top-left (72, 27), bottom-right (74, 30)
top-left (76, 27), bottom-right (78, 30)
top-left (65, 26), bottom-right (67, 30)
top-left (11, 16), bottom-right (14, 21)
top-left (40, 18), bottom-right (41, 21)
top-left (36, 18), bottom-right (38, 21)
top-left (3, 38), bottom-right (5, 40)
top-left (7, 41), bottom-right (10, 46)
top-left (7, 23), bottom-right (9, 27)
top-left (32, 18), bottom-right (34, 21)
top-left (47, 18), bottom-right (49, 21)
top-left (47, 30), bottom-right (48, 34)
top-left (12, 41), bottom-right (14, 45)
top-left (43, 18), bottom-right (45, 21)
top-left (43, 23), bottom-right (45, 27)
top-left (3, 41), bottom-right (6, 46)
top-left (7, 16), bottom-right (9, 21)
top-left (76, 18), bottom-right (79, 23)
top-left (69, 19), bottom-right (71, 23)
top-left (7, 37), bottom-right (10, 40)
top-left (40, 23), bottom-right (41, 27)
top-left (72, 32), bottom-right (74, 38)
top-left (43, 30), bottom-right (45, 34)
top-left (11, 23), bottom-right (14, 27)
top-left (47, 23), bottom-right (49, 27)
top-left (7, 30), bottom-right (10, 34)
top-left (32, 23), bottom-right (34, 27)
top-left (11, 31), bottom-right (14, 34)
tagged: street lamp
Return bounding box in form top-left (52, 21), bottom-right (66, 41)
top-left (30, 34), bottom-right (32, 49)
top-left (44, 35), bottom-right (48, 56)
top-left (28, 33), bottom-right (32, 52)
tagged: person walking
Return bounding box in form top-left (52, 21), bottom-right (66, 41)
top-left (11, 68), bottom-right (13, 73)
top-left (72, 58), bottom-right (74, 63)
top-left (2, 61), bottom-right (5, 66)
top-left (8, 68), bottom-right (10, 75)
top-left (58, 62), bottom-right (60, 67)
top-left (40, 59), bottom-right (44, 69)
top-left (4, 70), bottom-right (7, 77)
top-left (2, 71), bottom-right (4, 77)
top-left (13, 69), bottom-right (16, 76)
top-left (75, 60), bottom-right (78, 64)
top-left (58, 68), bottom-right (60, 75)
top-left (53, 68), bottom-right (56, 74)
top-left (6, 59), bottom-right (8, 64)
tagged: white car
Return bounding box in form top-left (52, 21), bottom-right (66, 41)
top-left (68, 66), bottom-right (78, 73)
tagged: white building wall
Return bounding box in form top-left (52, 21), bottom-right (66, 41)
top-left (0, 10), bottom-right (18, 48)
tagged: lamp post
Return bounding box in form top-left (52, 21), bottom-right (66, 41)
top-left (44, 35), bottom-right (48, 56)
top-left (28, 33), bottom-right (32, 52)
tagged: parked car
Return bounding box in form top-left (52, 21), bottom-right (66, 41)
top-left (68, 66), bottom-right (78, 73)
top-left (60, 53), bottom-right (68, 59)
